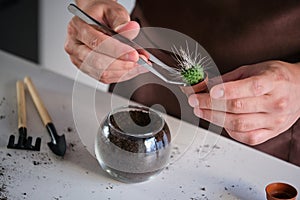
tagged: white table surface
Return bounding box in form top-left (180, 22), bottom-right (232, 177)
top-left (0, 50), bottom-right (299, 200)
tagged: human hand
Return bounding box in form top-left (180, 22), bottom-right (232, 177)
top-left (64, 0), bottom-right (148, 83)
top-left (188, 61), bottom-right (300, 145)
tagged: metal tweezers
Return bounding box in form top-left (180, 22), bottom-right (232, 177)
top-left (67, 3), bottom-right (187, 86)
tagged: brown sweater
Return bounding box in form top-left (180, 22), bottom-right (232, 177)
top-left (110, 1), bottom-right (300, 166)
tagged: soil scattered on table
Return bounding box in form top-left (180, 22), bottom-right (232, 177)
top-left (68, 143), bottom-right (76, 152)
top-left (67, 127), bottom-right (73, 132)
top-left (0, 150), bottom-right (55, 199)
top-left (170, 146), bottom-right (181, 159)
top-left (0, 167), bottom-right (8, 200)
top-left (0, 97), bottom-right (5, 107)
top-left (0, 97), bottom-right (12, 122)
top-left (31, 153), bottom-right (53, 166)
top-left (53, 195), bottom-right (63, 200)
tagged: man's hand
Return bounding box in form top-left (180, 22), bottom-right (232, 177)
top-left (65, 0), bottom-right (148, 83)
top-left (188, 61), bottom-right (300, 145)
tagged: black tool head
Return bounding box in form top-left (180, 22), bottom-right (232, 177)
top-left (7, 128), bottom-right (41, 151)
top-left (47, 134), bottom-right (66, 156)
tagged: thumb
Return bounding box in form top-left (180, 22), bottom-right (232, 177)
top-left (221, 65), bottom-right (249, 82)
top-left (105, 4), bottom-right (130, 31)
top-left (114, 21), bottom-right (140, 40)
top-left (104, 4), bottom-right (140, 40)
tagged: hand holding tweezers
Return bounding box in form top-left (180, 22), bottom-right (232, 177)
top-left (67, 3), bottom-right (186, 86)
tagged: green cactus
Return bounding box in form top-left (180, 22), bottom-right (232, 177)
top-left (172, 45), bottom-right (205, 85)
top-left (181, 64), bottom-right (204, 85)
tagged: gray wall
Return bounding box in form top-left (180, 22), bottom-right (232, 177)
top-left (0, 0), bottom-right (39, 63)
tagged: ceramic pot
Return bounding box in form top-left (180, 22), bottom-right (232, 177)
top-left (180, 73), bottom-right (209, 96)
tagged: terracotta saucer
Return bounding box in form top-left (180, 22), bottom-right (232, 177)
top-left (265, 182), bottom-right (298, 200)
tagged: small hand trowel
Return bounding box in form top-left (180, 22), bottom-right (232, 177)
top-left (24, 76), bottom-right (66, 156)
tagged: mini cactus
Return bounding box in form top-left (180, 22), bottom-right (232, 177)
top-left (172, 43), bottom-right (207, 85)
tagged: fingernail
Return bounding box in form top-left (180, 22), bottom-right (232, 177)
top-left (211, 87), bottom-right (224, 99)
top-left (188, 95), bottom-right (199, 107)
top-left (194, 108), bottom-right (203, 118)
top-left (125, 51), bottom-right (138, 62)
top-left (114, 22), bottom-right (128, 32)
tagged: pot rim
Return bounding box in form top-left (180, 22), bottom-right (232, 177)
top-left (107, 105), bottom-right (165, 138)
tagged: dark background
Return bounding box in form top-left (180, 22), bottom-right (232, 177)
top-left (0, 0), bottom-right (39, 63)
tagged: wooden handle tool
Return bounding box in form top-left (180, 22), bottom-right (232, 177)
top-left (17, 81), bottom-right (26, 129)
top-left (24, 76), bottom-right (66, 156)
top-left (7, 81), bottom-right (41, 151)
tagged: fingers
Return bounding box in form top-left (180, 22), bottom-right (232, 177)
top-left (65, 1), bottom-right (149, 84)
top-left (210, 62), bottom-right (283, 100)
top-left (82, 52), bottom-right (145, 82)
top-left (66, 0), bottom-right (142, 62)
top-left (102, 2), bottom-right (131, 30)
top-left (71, 17), bottom-right (139, 62)
top-left (187, 61), bottom-right (300, 146)
top-left (69, 56), bottom-right (82, 69)
top-left (65, 34), bottom-right (90, 64)
top-left (192, 100), bottom-right (291, 145)
top-left (65, 25), bottom-right (147, 84)
top-left (114, 66), bottom-right (148, 82)
top-left (193, 107), bottom-right (271, 131)
top-left (210, 71), bottom-right (275, 99)
top-left (189, 93), bottom-right (271, 113)
top-left (73, 55), bottom-right (147, 83)
top-left (79, 0), bottom-right (131, 31)
top-left (220, 65), bottom-right (249, 82)
top-left (226, 129), bottom-right (276, 146)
